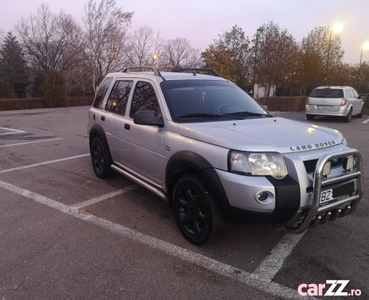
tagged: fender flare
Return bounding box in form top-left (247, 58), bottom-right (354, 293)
top-left (165, 151), bottom-right (229, 210)
top-left (89, 123), bottom-right (113, 161)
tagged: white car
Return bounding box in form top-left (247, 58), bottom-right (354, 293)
top-left (306, 86), bottom-right (365, 122)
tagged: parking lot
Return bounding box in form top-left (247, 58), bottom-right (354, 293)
top-left (0, 106), bottom-right (368, 299)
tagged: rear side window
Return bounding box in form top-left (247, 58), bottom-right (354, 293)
top-left (105, 81), bottom-right (133, 116)
top-left (93, 77), bottom-right (113, 109)
top-left (310, 88), bottom-right (344, 98)
top-left (130, 82), bottom-right (161, 118)
top-left (345, 89), bottom-right (354, 98)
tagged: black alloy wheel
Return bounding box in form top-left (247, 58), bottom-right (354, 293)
top-left (173, 174), bottom-right (227, 246)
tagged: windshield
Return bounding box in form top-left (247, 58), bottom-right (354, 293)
top-left (310, 88), bottom-right (344, 98)
top-left (161, 80), bottom-right (268, 122)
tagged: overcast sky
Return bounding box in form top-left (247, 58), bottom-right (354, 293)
top-left (0, 0), bottom-right (368, 64)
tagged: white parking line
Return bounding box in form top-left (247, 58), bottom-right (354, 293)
top-left (0, 178), bottom-right (316, 300)
top-left (0, 138), bottom-right (63, 148)
top-left (252, 232), bottom-right (306, 281)
top-left (0, 154), bottom-right (90, 174)
top-left (0, 127), bottom-right (26, 135)
top-left (363, 118), bottom-right (369, 124)
top-left (71, 185), bottom-right (138, 211)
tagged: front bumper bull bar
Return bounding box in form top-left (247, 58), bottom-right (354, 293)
top-left (279, 149), bottom-right (364, 234)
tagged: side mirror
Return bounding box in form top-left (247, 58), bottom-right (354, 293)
top-left (134, 111), bottom-right (164, 128)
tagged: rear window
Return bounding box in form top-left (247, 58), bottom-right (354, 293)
top-left (310, 88), bottom-right (344, 98)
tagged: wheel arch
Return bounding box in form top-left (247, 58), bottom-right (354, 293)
top-left (89, 123), bottom-right (113, 161)
top-left (165, 151), bottom-right (229, 210)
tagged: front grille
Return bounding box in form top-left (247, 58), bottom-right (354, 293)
top-left (304, 159), bottom-right (318, 173)
top-left (304, 157), bottom-right (344, 173)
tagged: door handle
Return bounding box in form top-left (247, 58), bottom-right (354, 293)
top-left (124, 123), bottom-right (130, 130)
top-left (101, 116), bottom-right (105, 121)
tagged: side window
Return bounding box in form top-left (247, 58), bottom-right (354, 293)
top-left (345, 89), bottom-right (353, 98)
top-left (351, 89), bottom-right (359, 98)
top-left (105, 80), bottom-right (133, 116)
top-left (93, 77), bottom-right (113, 109)
top-left (130, 81), bottom-right (161, 118)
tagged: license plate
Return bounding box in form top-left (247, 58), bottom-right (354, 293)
top-left (320, 181), bottom-right (355, 204)
top-left (318, 105), bottom-right (332, 110)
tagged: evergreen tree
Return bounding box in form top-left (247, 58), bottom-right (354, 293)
top-left (0, 32), bottom-right (29, 97)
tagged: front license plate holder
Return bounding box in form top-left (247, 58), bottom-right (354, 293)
top-left (320, 180), bottom-right (356, 204)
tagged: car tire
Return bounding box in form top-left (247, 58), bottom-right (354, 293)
top-left (90, 137), bottom-right (114, 179)
top-left (343, 109), bottom-right (352, 122)
top-left (173, 174), bottom-right (227, 246)
top-left (306, 114), bottom-right (314, 120)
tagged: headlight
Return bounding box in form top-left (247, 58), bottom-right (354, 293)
top-left (228, 151), bottom-right (288, 180)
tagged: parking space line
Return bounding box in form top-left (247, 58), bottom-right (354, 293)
top-left (71, 185), bottom-right (138, 210)
top-left (0, 178), bottom-right (316, 300)
top-left (0, 154), bottom-right (90, 174)
top-left (0, 127), bottom-right (26, 136)
top-left (252, 232), bottom-right (306, 281)
top-left (0, 138), bottom-right (63, 148)
top-left (363, 118), bottom-right (369, 124)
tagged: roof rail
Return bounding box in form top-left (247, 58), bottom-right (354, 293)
top-left (171, 68), bottom-right (220, 77)
top-left (122, 66), bottom-right (166, 81)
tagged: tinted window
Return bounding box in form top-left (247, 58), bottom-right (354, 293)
top-left (130, 82), bottom-right (161, 118)
top-left (310, 88), bottom-right (344, 98)
top-left (105, 81), bottom-right (133, 115)
top-left (93, 77), bottom-right (113, 109)
top-left (161, 80), bottom-right (266, 122)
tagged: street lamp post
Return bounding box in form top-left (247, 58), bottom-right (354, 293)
top-left (325, 23), bottom-right (343, 85)
top-left (358, 42), bottom-right (369, 92)
top-left (252, 27), bottom-right (264, 98)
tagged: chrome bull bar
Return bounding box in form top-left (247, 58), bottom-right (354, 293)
top-left (280, 149), bottom-right (364, 234)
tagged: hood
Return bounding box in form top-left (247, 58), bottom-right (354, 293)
top-left (176, 117), bottom-right (344, 153)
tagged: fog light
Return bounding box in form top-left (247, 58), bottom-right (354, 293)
top-left (322, 161), bottom-right (331, 176)
top-left (344, 155), bottom-right (354, 171)
top-left (255, 191), bottom-right (274, 205)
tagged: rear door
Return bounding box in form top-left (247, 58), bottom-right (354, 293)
top-left (120, 80), bottom-right (167, 186)
top-left (102, 80), bottom-right (133, 161)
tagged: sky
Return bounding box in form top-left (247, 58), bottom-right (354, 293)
top-left (0, 0), bottom-right (368, 65)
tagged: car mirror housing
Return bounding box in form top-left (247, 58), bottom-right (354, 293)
top-left (134, 111), bottom-right (164, 127)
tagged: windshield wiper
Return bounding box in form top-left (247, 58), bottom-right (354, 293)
top-left (179, 113), bottom-right (222, 118)
top-left (223, 111), bottom-right (273, 118)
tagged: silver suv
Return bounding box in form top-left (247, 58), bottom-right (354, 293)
top-left (306, 86), bottom-right (365, 122)
top-left (88, 67), bottom-right (364, 245)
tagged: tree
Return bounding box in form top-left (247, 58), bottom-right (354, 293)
top-left (83, 0), bottom-right (133, 91)
top-left (160, 38), bottom-right (201, 69)
top-left (203, 25), bottom-right (251, 89)
top-left (202, 44), bottom-right (239, 83)
top-left (17, 4), bottom-right (84, 81)
top-left (300, 26), bottom-right (344, 94)
top-left (0, 32), bottom-right (29, 97)
top-left (256, 21), bottom-right (299, 96)
top-left (126, 26), bottom-right (164, 66)
top-left (217, 25), bottom-right (251, 89)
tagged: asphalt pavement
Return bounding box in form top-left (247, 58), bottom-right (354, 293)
top-left (0, 107), bottom-right (368, 300)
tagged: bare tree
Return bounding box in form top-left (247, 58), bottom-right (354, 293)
top-left (160, 38), bottom-right (201, 70)
top-left (83, 0), bottom-right (133, 91)
top-left (17, 4), bottom-right (83, 80)
top-left (126, 26), bottom-right (163, 66)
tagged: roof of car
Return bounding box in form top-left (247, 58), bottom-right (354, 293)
top-left (106, 67), bottom-right (227, 82)
top-left (314, 86), bottom-right (355, 89)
